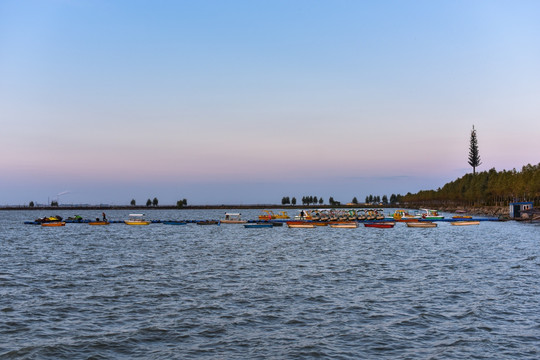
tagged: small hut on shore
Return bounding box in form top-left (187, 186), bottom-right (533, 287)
top-left (509, 202), bottom-right (533, 218)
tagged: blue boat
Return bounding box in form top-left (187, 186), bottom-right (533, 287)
top-left (163, 221), bottom-right (187, 225)
top-left (244, 223), bottom-right (274, 229)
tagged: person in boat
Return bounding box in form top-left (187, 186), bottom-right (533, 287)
top-left (102, 212), bottom-right (107, 221)
top-left (300, 210), bottom-right (305, 219)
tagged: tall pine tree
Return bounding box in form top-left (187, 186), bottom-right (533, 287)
top-left (468, 125), bottom-right (482, 174)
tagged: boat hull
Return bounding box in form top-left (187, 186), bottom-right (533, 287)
top-left (329, 222), bottom-right (358, 228)
top-left (163, 221), bottom-right (187, 225)
top-left (88, 221), bottom-right (109, 225)
top-left (407, 222), bottom-right (437, 228)
top-left (244, 223), bottom-right (273, 228)
top-left (124, 221), bottom-right (151, 225)
top-left (364, 222), bottom-right (395, 228)
top-left (41, 222), bottom-right (66, 227)
top-left (451, 221), bottom-right (480, 226)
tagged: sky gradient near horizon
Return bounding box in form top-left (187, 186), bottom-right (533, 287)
top-left (1, 0), bottom-right (539, 205)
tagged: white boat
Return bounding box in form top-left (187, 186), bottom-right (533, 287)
top-left (419, 209), bottom-right (444, 220)
top-left (220, 213), bottom-right (247, 224)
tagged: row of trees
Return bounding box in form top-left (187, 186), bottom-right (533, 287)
top-left (281, 195), bottom-right (404, 206)
top-left (130, 198), bottom-right (188, 207)
top-left (401, 163), bottom-right (540, 206)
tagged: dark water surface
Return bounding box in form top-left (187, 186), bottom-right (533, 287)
top-left (1, 209), bottom-right (539, 359)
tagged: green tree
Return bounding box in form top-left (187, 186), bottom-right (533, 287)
top-left (468, 125), bottom-right (482, 174)
top-left (29, 201), bottom-right (35, 207)
top-left (291, 197), bottom-right (296, 205)
top-left (51, 200), bottom-right (58, 207)
top-left (152, 197), bottom-right (159, 207)
top-left (146, 199), bottom-right (152, 207)
top-left (176, 200), bottom-right (184, 208)
top-left (130, 199), bottom-right (136, 206)
top-left (183, 198), bottom-right (188, 206)
top-left (319, 197), bottom-right (324, 205)
top-left (382, 195), bottom-right (388, 204)
top-left (352, 197), bottom-right (358, 204)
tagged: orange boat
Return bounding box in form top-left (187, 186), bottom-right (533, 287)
top-left (41, 222), bottom-right (66, 227)
top-left (88, 221), bottom-right (110, 225)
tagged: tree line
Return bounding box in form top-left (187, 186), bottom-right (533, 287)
top-left (401, 163), bottom-right (540, 207)
top-left (281, 194), bottom-right (404, 206)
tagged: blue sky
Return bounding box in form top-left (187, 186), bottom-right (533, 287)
top-left (1, 1), bottom-right (539, 205)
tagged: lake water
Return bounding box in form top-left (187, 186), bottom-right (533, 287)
top-left (1, 209), bottom-right (539, 359)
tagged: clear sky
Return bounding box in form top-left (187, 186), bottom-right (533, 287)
top-left (1, 0), bottom-right (539, 205)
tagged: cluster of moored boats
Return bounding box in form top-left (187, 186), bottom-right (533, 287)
top-left (29, 209), bottom-right (482, 228)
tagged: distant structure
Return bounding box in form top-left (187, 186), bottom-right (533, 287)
top-left (509, 201), bottom-right (533, 218)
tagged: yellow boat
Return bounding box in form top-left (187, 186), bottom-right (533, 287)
top-left (41, 221), bottom-right (66, 227)
top-left (124, 214), bottom-right (151, 225)
top-left (273, 211), bottom-right (290, 219)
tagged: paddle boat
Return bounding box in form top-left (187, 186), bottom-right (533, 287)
top-left (274, 211), bottom-right (290, 219)
top-left (406, 222), bottom-right (437, 228)
top-left (258, 210), bottom-right (275, 220)
top-left (419, 209), bottom-right (444, 220)
top-left (220, 213), bottom-right (247, 224)
top-left (356, 210), bottom-right (367, 221)
top-left (451, 221), bottom-right (480, 226)
top-left (124, 214), bottom-right (151, 225)
top-left (364, 222), bottom-right (395, 228)
top-left (393, 210), bottom-right (420, 222)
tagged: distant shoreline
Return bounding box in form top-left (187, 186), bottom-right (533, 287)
top-left (0, 204), bottom-right (390, 211)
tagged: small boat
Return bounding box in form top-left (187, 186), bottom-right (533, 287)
top-left (258, 210), bottom-right (275, 221)
top-left (286, 221), bottom-right (315, 228)
top-left (451, 221), bottom-right (480, 226)
top-left (274, 211), bottom-right (290, 219)
top-left (452, 215), bottom-right (472, 219)
top-left (197, 220), bottom-right (220, 225)
top-left (244, 223), bottom-right (273, 228)
top-left (163, 221), bottom-right (187, 225)
top-left (88, 221), bottom-right (109, 225)
top-left (407, 222), bottom-right (437, 228)
top-left (124, 214), bottom-right (151, 225)
top-left (329, 221), bottom-right (358, 228)
top-left (419, 209), bottom-right (444, 220)
top-left (41, 221), bottom-right (66, 227)
top-left (364, 222), bottom-right (395, 228)
top-left (220, 213), bottom-right (247, 224)
top-left (393, 210), bottom-right (420, 222)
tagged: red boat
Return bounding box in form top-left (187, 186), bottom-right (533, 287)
top-left (364, 222), bottom-right (395, 228)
